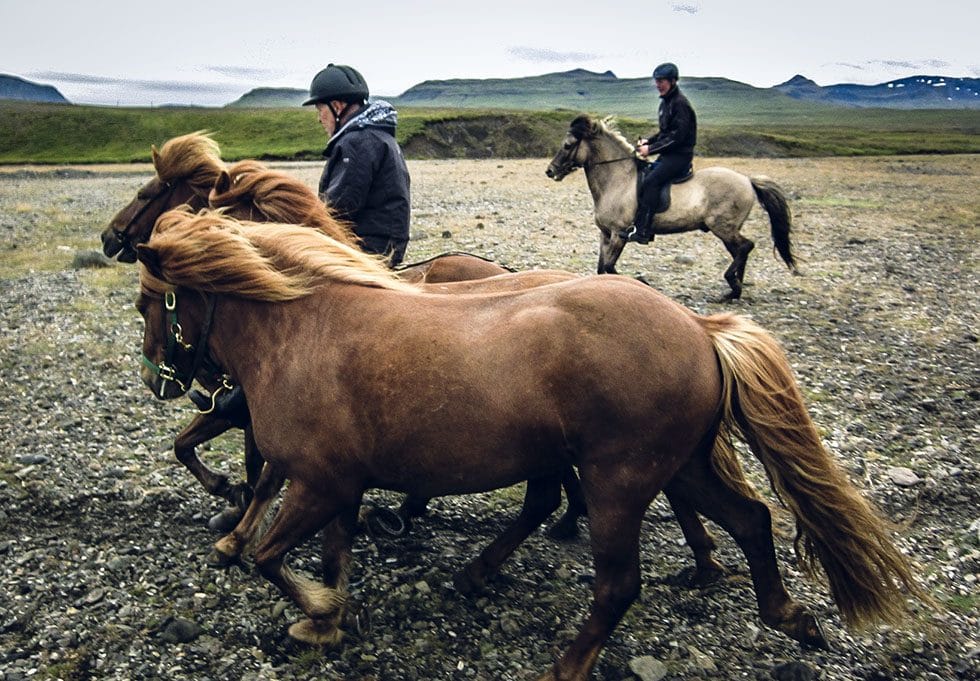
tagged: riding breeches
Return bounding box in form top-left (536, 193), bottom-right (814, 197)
top-left (638, 154), bottom-right (693, 213)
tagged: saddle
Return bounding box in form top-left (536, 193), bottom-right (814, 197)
top-left (636, 160), bottom-right (694, 213)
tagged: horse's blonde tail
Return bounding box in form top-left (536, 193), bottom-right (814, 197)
top-left (749, 177), bottom-right (797, 272)
top-left (699, 312), bottom-right (931, 628)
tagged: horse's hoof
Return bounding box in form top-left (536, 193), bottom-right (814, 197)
top-left (208, 536), bottom-right (242, 568)
top-left (288, 618), bottom-right (344, 647)
top-left (544, 517), bottom-right (580, 542)
top-left (208, 505), bottom-right (244, 533)
top-left (689, 565), bottom-right (725, 587)
top-left (783, 612), bottom-right (831, 650)
top-left (206, 546), bottom-right (240, 569)
top-left (452, 566), bottom-right (486, 596)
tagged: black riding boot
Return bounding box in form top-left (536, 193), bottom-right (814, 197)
top-left (621, 203), bottom-right (656, 244)
top-left (187, 384), bottom-right (249, 427)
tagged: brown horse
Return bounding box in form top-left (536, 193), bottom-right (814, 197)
top-left (99, 132), bottom-right (515, 527)
top-left (546, 115), bottom-right (798, 300)
top-left (108, 137), bottom-right (743, 579)
top-left (134, 210), bottom-right (927, 681)
top-left (101, 132), bottom-right (508, 282)
top-left (201, 163), bottom-right (758, 577)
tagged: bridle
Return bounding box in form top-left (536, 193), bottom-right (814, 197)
top-left (141, 289), bottom-right (226, 401)
top-left (112, 178), bottom-right (178, 248)
top-left (554, 133), bottom-right (637, 176)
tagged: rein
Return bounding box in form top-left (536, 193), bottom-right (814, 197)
top-left (141, 290), bottom-right (223, 399)
top-left (560, 134), bottom-right (636, 174)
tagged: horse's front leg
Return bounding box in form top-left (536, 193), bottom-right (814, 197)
top-left (173, 413), bottom-right (245, 507)
top-left (596, 230), bottom-right (627, 275)
top-left (210, 456), bottom-right (286, 566)
top-left (251, 480), bottom-right (352, 646)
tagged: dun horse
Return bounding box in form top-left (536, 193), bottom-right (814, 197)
top-left (134, 210), bottom-right (926, 681)
top-left (546, 115), bottom-right (798, 299)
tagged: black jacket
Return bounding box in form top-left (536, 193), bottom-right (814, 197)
top-left (647, 85), bottom-right (697, 158)
top-left (318, 100), bottom-right (411, 241)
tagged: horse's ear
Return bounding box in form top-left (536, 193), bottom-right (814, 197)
top-left (136, 244), bottom-right (164, 279)
top-left (213, 169), bottom-right (232, 196)
top-left (151, 145), bottom-right (162, 172)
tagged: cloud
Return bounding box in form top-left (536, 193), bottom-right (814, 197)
top-left (828, 58), bottom-right (952, 74)
top-left (28, 71), bottom-right (243, 95)
top-left (508, 46), bottom-right (602, 63)
top-left (671, 3), bottom-right (700, 14)
top-left (204, 65), bottom-right (283, 81)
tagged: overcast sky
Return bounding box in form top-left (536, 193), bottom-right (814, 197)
top-left (2, 0), bottom-right (977, 107)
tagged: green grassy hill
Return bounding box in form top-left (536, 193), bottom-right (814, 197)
top-left (1, 99), bottom-right (977, 164)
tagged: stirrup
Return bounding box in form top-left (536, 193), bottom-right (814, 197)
top-left (619, 225), bottom-right (638, 240)
top-left (622, 225), bottom-right (651, 244)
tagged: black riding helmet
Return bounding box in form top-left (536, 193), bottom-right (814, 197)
top-left (653, 62), bottom-right (679, 81)
top-left (302, 64), bottom-right (369, 106)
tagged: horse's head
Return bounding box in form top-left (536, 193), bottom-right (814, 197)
top-left (101, 132), bottom-right (224, 262)
top-left (545, 115), bottom-right (596, 181)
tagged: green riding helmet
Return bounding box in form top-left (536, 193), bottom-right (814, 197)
top-left (302, 64), bottom-right (369, 106)
top-left (653, 62), bottom-right (679, 81)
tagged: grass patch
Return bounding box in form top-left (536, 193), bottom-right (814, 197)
top-left (2, 101), bottom-right (978, 163)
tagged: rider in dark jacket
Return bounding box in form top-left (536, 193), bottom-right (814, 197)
top-left (624, 63), bottom-right (697, 244)
top-left (304, 64), bottom-right (411, 266)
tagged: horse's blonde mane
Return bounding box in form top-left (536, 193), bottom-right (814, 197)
top-left (153, 131), bottom-right (225, 192)
top-left (595, 116), bottom-right (634, 153)
top-left (212, 161), bottom-right (355, 244)
top-left (140, 209), bottom-right (416, 300)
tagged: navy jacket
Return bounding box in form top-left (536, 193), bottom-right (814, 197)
top-left (318, 100), bottom-right (411, 242)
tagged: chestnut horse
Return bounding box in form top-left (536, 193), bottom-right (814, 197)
top-left (98, 132), bottom-right (515, 527)
top-left (153, 156), bottom-right (747, 580)
top-left (546, 115), bottom-right (798, 300)
top-left (102, 134), bottom-right (748, 582)
top-left (134, 210), bottom-right (926, 681)
top-left (101, 132), bottom-right (507, 282)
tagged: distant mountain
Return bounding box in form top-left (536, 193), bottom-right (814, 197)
top-left (384, 69), bottom-right (980, 119)
top-left (774, 74), bottom-right (980, 108)
top-left (225, 87), bottom-right (307, 108)
top-left (223, 69), bottom-right (980, 116)
top-left (0, 74), bottom-right (69, 104)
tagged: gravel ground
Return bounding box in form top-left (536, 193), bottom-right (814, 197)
top-left (0, 155), bottom-right (977, 680)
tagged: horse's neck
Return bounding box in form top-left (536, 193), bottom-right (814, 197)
top-left (585, 137), bottom-right (638, 225)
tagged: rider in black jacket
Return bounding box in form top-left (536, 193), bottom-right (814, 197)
top-left (624, 63), bottom-right (697, 244)
top-left (304, 64), bottom-right (411, 266)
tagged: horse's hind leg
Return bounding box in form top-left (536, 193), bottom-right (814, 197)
top-left (669, 454), bottom-right (829, 649)
top-left (543, 495), bottom-right (646, 681)
top-left (721, 235), bottom-right (755, 300)
top-left (663, 488), bottom-right (725, 586)
top-left (453, 476), bottom-right (562, 595)
top-left (545, 467), bottom-right (588, 540)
